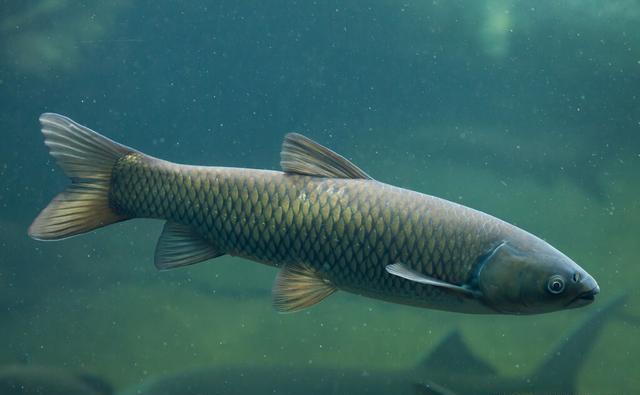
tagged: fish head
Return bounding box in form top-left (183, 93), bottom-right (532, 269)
top-left (476, 238), bottom-right (599, 314)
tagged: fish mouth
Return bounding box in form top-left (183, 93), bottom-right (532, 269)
top-left (568, 285), bottom-right (600, 308)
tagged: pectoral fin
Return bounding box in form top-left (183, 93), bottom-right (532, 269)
top-left (385, 263), bottom-right (479, 297)
top-left (272, 264), bottom-right (337, 313)
top-left (154, 222), bottom-right (224, 270)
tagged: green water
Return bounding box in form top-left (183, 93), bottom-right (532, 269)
top-left (1, 1), bottom-right (638, 394)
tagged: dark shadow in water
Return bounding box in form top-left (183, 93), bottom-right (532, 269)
top-left (0, 365), bottom-right (112, 395)
top-left (119, 293), bottom-right (628, 395)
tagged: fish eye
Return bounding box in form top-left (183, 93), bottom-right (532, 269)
top-left (547, 275), bottom-right (566, 294)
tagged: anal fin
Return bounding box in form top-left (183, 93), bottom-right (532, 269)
top-left (272, 264), bottom-right (337, 313)
top-left (155, 222), bottom-right (224, 270)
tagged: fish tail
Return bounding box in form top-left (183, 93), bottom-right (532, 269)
top-left (29, 113), bottom-right (134, 240)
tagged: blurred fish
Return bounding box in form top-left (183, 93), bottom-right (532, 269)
top-left (119, 294), bottom-right (626, 395)
top-left (30, 113), bottom-right (598, 315)
top-left (417, 293), bottom-right (629, 394)
top-left (0, 365), bottom-right (112, 395)
top-left (120, 364), bottom-right (429, 395)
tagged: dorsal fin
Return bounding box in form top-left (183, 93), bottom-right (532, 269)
top-left (418, 330), bottom-right (497, 377)
top-left (154, 222), bottom-right (224, 270)
top-left (75, 372), bottom-right (114, 395)
top-left (280, 133), bottom-right (372, 179)
top-left (272, 263), bottom-right (337, 313)
top-left (413, 381), bottom-right (461, 395)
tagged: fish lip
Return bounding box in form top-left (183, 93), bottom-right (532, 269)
top-left (583, 282), bottom-right (601, 298)
top-left (577, 291), bottom-right (596, 302)
top-left (567, 286), bottom-right (600, 307)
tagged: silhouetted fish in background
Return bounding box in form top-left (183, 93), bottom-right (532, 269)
top-left (0, 365), bottom-right (112, 395)
top-left (119, 294), bottom-right (627, 395)
top-left (30, 114), bottom-right (598, 315)
top-left (417, 293), bottom-right (629, 394)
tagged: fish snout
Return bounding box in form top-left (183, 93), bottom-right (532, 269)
top-left (569, 274), bottom-right (600, 308)
top-left (581, 276), bottom-right (600, 299)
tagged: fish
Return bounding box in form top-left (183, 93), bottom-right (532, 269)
top-left (29, 113), bottom-right (599, 314)
top-left (118, 294), bottom-right (627, 395)
top-left (416, 293), bottom-right (629, 394)
top-left (0, 365), bottom-right (112, 395)
top-left (119, 364), bottom-right (429, 395)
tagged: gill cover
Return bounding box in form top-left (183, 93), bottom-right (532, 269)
top-left (474, 237), bottom-right (599, 314)
top-left (475, 241), bottom-right (537, 312)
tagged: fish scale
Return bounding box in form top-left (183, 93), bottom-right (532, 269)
top-left (109, 152), bottom-right (499, 309)
top-left (31, 113), bottom-right (599, 315)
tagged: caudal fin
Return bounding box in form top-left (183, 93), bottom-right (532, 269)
top-left (29, 113), bottom-right (134, 240)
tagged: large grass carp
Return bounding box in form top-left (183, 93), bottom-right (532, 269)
top-left (29, 113), bottom-right (599, 314)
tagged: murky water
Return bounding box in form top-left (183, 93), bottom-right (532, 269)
top-left (1, 2), bottom-right (638, 394)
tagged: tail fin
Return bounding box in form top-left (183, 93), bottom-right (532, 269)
top-left (29, 113), bottom-right (134, 240)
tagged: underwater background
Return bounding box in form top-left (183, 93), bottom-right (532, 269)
top-left (0, 1), bottom-right (638, 394)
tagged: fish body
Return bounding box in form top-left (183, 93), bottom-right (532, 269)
top-left (119, 365), bottom-right (411, 395)
top-left (110, 154), bottom-right (505, 313)
top-left (30, 113), bottom-right (599, 314)
top-left (0, 365), bottom-right (112, 395)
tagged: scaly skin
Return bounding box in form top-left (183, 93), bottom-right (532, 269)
top-left (110, 153), bottom-right (514, 313)
top-left (30, 113), bottom-right (600, 315)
